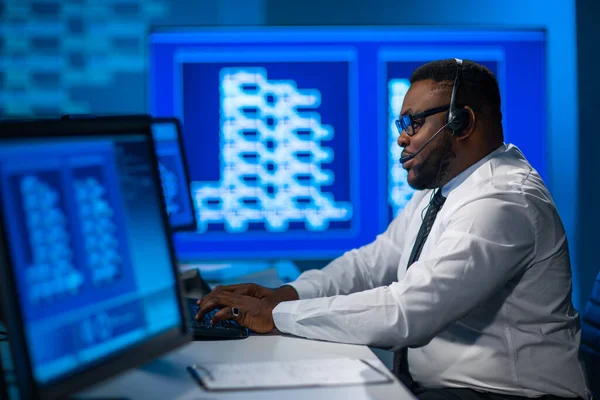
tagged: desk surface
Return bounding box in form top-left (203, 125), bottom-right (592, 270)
top-left (77, 334), bottom-right (414, 400)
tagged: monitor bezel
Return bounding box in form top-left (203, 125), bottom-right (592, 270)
top-left (0, 118), bottom-right (191, 399)
top-left (151, 117), bottom-right (197, 232)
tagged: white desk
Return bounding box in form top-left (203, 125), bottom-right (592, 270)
top-left (77, 333), bottom-right (414, 400)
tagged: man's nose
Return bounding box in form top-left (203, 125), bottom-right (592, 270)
top-left (397, 130), bottom-right (410, 148)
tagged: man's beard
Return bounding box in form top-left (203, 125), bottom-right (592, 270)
top-left (407, 134), bottom-right (455, 190)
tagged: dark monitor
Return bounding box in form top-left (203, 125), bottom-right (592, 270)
top-left (151, 117), bottom-right (196, 231)
top-left (0, 118), bottom-right (190, 399)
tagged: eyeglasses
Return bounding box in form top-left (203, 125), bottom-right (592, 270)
top-left (395, 105), bottom-right (450, 137)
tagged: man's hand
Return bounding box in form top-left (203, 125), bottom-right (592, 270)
top-left (198, 283), bottom-right (299, 307)
top-left (196, 291), bottom-right (275, 334)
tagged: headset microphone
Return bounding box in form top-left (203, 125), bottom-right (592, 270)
top-left (399, 122), bottom-right (449, 164)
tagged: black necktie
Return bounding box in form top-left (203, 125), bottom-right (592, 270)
top-left (406, 189), bottom-right (446, 269)
top-left (393, 189), bottom-right (446, 387)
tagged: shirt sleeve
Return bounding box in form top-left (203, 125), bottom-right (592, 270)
top-left (287, 201), bottom-right (412, 300)
top-left (273, 193), bottom-right (537, 350)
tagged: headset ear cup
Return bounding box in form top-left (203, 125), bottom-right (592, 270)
top-left (448, 108), bottom-right (470, 135)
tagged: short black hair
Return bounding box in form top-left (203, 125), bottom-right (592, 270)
top-left (410, 59), bottom-right (502, 122)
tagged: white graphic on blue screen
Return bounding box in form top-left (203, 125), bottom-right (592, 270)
top-left (80, 312), bottom-right (114, 347)
top-left (159, 162), bottom-right (180, 215)
top-left (193, 67), bottom-right (353, 232)
top-left (21, 176), bottom-right (84, 303)
top-left (389, 79), bottom-right (416, 217)
top-left (75, 177), bottom-right (122, 285)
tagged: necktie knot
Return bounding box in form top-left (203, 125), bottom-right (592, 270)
top-left (431, 189), bottom-right (446, 209)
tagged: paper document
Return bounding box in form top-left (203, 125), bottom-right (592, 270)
top-left (187, 357), bottom-right (393, 391)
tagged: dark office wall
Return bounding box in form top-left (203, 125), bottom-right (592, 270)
top-left (0, 0), bottom-right (263, 117)
top-left (576, 0), bottom-right (600, 309)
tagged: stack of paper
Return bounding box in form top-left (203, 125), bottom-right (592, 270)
top-left (187, 358), bottom-right (392, 391)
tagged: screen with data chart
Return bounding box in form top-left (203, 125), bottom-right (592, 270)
top-left (152, 118), bottom-right (196, 231)
top-left (149, 27), bottom-right (546, 260)
top-left (0, 130), bottom-right (184, 388)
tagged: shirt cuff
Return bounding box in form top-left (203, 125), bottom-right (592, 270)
top-left (286, 279), bottom-right (319, 300)
top-left (272, 300), bottom-right (300, 334)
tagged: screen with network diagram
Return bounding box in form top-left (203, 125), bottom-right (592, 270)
top-left (149, 28), bottom-right (546, 260)
top-left (0, 133), bottom-right (181, 384)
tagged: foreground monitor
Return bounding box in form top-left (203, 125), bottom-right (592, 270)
top-left (148, 27), bottom-right (546, 260)
top-left (0, 118), bottom-right (189, 399)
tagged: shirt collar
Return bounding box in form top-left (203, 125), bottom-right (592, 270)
top-left (441, 143), bottom-right (507, 197)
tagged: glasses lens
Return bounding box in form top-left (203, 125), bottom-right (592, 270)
top-left (396, 116), bottom-right (413, 136)
top-left (395, 120), bottom-right (403, 135)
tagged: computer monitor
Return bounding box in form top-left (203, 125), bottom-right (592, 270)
top-left (61, 114), bottom-right (197, 232)
top-left (0, 118), bottom-right (190, 399)
top-left (151, 117), bottom-right (196, 231)
top-left (148, 27), bottom-right (546, 260)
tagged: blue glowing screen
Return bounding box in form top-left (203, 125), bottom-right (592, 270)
top-left (0, 134), bottom-right (182, 384)
top-left (149, 28), bottom-right (546, 260)
top-left (152, 120), bottom-right (196, 230)
top-left (185, 62), bottom-right (354, 233)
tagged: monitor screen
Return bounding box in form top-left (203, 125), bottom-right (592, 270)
top-left (151, 118), bottom-right (195, 231)
top-left (149, 27), bottom-right (546, 260)
top-left (0, 123), bottom-right (187, 395)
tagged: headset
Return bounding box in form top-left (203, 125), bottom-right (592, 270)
top-left (447, 58), bottom-right (470, 135)
top-left (399, 58), bottom-right (469, 164)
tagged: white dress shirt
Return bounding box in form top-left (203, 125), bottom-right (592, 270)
top-left (272, 144), bottom-right (590, 398)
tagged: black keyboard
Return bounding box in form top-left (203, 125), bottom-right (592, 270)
top-left (186, 298), bottom-right (249, 340)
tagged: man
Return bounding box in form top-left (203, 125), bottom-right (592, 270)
top-left (197, 59), bottom-right (590, 399)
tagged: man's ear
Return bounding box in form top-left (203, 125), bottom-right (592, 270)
top-left (455, 106), bottom-right (476, 140)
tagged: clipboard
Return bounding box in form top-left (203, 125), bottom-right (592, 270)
top-left (187, 357), bottom-right (393, 392)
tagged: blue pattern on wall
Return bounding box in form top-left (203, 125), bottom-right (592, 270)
top-left (0, 0), bottom-right (169, 117)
